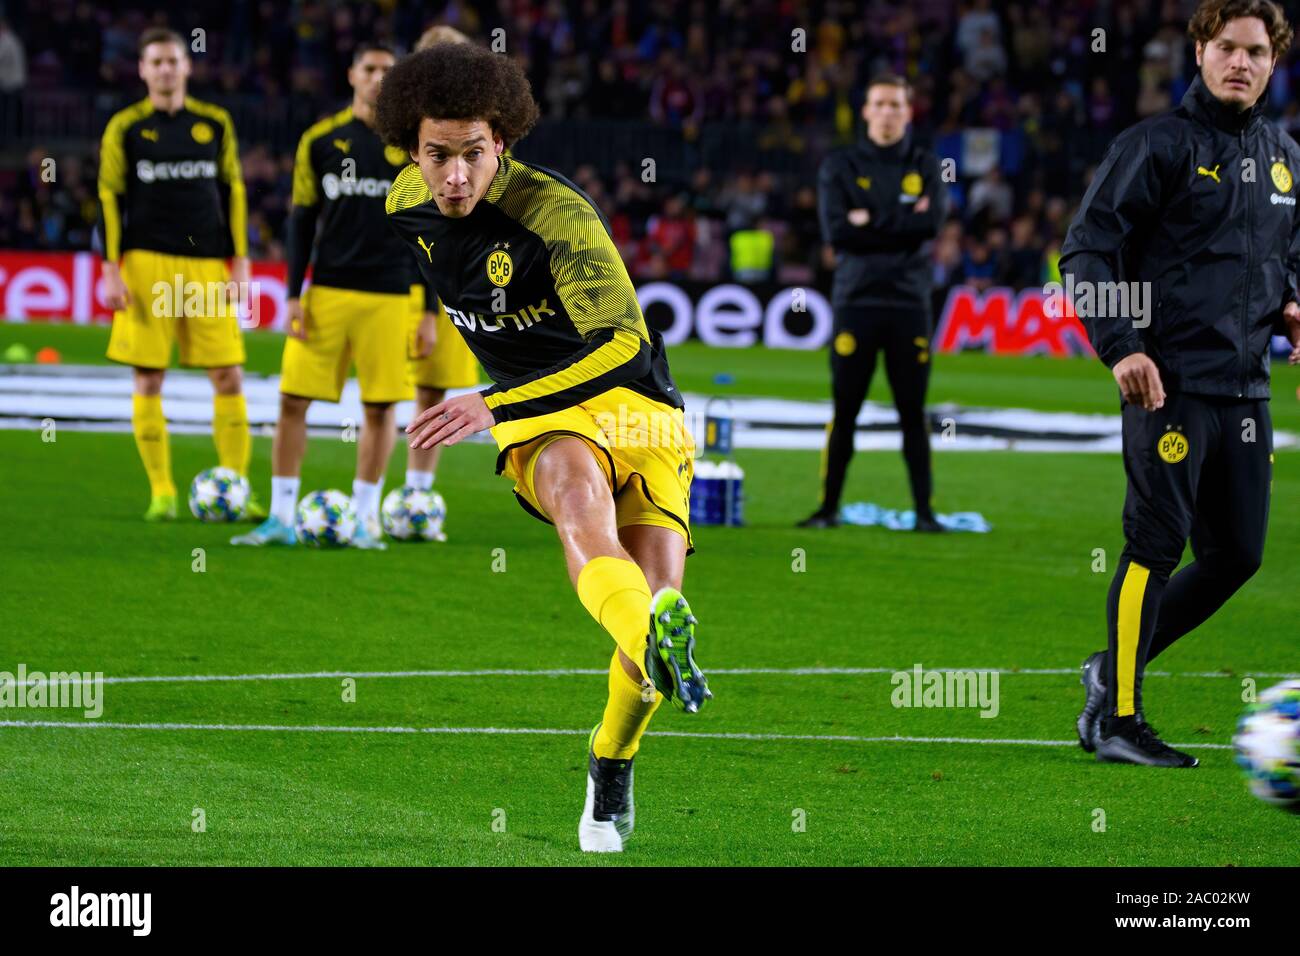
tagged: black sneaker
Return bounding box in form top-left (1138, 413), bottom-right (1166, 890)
top-left (578, 727), bottom-right (635, 852)
top-left (914, 514), bottom-right (946, 533)
top-left (1076, 650), bottom-right (1107, 753)
top-left (1096, 717), bottom-right (1199, 768)
top-left (797, 509), bottom-right (840, 528)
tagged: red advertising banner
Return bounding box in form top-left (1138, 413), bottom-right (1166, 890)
top-left (934, 285), bottom-right (1095, 358)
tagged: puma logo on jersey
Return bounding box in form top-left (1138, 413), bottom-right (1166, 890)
top-left (333, 138), bottom-right (352, 153)
top-left (141, 129), bottom-right (159, 142)
top-left (417, 236), bottom-right (435, 261)
top-left (1196, 163), bottom-right (1221, 183)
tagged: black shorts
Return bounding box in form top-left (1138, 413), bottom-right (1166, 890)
top-left (1120, 392), bottom-right (1272, 577)
top-left (830, 304), bottom-right (931, 383)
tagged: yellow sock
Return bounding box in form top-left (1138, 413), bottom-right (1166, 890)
top-left (576, 556), bottom-right (654, 664)
top-left (213, 393), bottom-right (250, 475)
top-left (593, 651), bottom-right (662, 760)
top-left (132, 394), bottom-right (175, 496)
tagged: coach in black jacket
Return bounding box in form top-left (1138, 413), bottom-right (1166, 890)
top-left (799, 73), bottom-right (948, 531)
top-left (1061, 0), bottom-right (1300, 768)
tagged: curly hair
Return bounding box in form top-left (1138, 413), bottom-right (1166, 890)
top-left (376, 44), bottom-right (540, 153)
top-left (1188, 0), bottom-right (1293, 60)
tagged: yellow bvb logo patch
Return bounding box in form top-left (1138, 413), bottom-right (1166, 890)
top-left (1157, 430), bottom-right (1189, 464)
top-left (384, 144), bottom-right (408, 166)
top-left (191, 122), bottom-right (213, 144)
top-left (1271, 161), bottom-right (1293, 193)
top-left (486, 249), bottom-right (513, 287)
top-left (902, 172), bottom-right (923, 195)
top-left (855, 176), bottom-right (872, 191)
top-left (834, 331), bottom-right (856, 356)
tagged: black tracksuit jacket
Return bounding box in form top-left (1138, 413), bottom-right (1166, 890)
top-left (1060, 74), bottom-right (1299, 399)
top-left (817, 132), bottom-right (947, 310)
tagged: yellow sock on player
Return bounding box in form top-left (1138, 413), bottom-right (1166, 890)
top-left (576, 556), bottom-right (654, 664)
top-left (593, 651), bottom-right (661, 760)
top-left (212, 393), bottom-right (250, 475)
top-left (132, 393), bottom-right (175, 496)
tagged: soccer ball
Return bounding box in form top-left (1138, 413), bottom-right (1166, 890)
top-left (188, 467), bottom-right (250, 522)
top-left (381, 486), bottom-right (447, 541)
top-left (296, 489), bottom-right (357, 547)
top-left (1233, 679), bottom-right (1300, 812)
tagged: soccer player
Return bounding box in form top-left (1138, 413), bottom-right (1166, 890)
top-left (1062, 0), bottom-right (1300, 767)
top-left (402, 24), bottom-right (482, 498)
top-left (377, 42), bottom-right (710, 852)
top-left (99, 28), bottom-right (263, 521)
top-left (232, 43), bottom-right (453, 548)
top-left (798, 74), bottom-right (949, 532)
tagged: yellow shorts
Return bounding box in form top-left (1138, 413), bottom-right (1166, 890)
top-left (280, 284), bottom-right (412, 404)
top-left (105, 250), bottom-right (245, 369)
top-left (493, 386), bottom-right (697, 554)
top-left (408, 288), bottom-right (480, 390)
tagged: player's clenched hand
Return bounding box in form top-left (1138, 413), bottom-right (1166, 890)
top-left (1284, 301), bottom-right (1300, 365)
top-left (103, 265), bottom-right (131, 311)
top-left (847, 208), bottom-right (870, 227)
top-left (286, 298), bottom-right (309, 341)
top-left (1113, 352), bottom-right (1166, 411)
top-left (406, 391), bottom-right (493, 449)
top-left (414, 312), bottom-right (437, 358)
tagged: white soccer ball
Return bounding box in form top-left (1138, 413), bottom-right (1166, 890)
top-left (188, 467), bottom-right (250, 522)
top-left (1233, 679), bottom-right (1300, 813)
top-left (381, 486), bottom-right (447, 541)
top-left (296, 489), bottom-right (357, 547)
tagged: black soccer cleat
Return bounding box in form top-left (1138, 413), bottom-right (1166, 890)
top-left (797, 509), bottom-right (840, 528)
top-left (1095, 717), bottom-right (1199, 768)
top-left (1076, 650), bottom-right (1107, 753)
top-left (578, 727), bottom-right (635, 853)
top-left (914, 514), bottom-right (946, 533)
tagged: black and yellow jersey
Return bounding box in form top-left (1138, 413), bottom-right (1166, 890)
top-left (287, 106), bottom-right (421, 297)
top-left (385, 155), bottom-right (681, 424)
top-left (97, 96), bottom-right (247, 261)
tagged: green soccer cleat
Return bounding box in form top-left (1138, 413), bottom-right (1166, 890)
top-left (578, 723), bottom-right (635, 853)
top-left (244, 490), bottom-right (268, 522)
top-left (143, 494), bottom-right (177, 522)
top-left (644, 588), bottom-right (711, 713)
top-left (230, 516), bottom-right (298, 546)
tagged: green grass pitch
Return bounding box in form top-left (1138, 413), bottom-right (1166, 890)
top-left (2, 322), bottom-right (1299, 865)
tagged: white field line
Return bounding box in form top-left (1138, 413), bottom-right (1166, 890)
top-left (0, 719), bottom-right (1234, 750)
top-left (2, 665), bottom-right (1296, 688)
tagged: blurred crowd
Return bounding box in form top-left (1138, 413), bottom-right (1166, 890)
top-left (5, 0), bottom-right (1300, 293)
